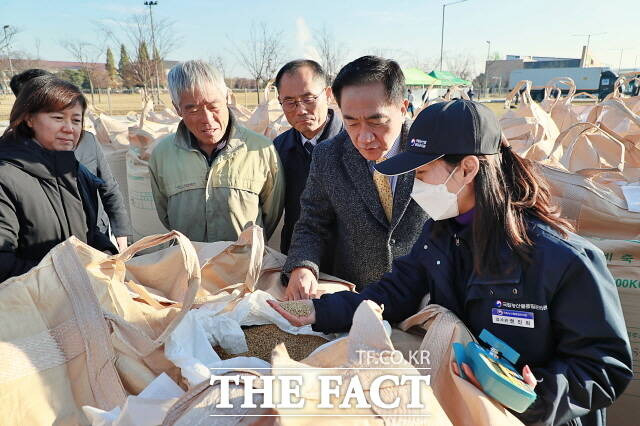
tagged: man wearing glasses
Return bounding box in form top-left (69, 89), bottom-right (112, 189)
top-left (149, 60), bottom-right (284, 243)
top-left (273, 60), bottom-right (344, 257)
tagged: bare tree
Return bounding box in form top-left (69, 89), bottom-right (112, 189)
top-left (445, 54), bottom-right (476, 81)
top-left (408, 55), bottom-right (438, 72)
top-left (0, 26), bottom-right (19, 52)
top-left (60, 40), bottom-right (104, 104)
top-left (209, 55), bottom-right (227, 80)
top-left (313, 25), bottom-right (347, 82)
top-left (232, 22), bottom-right (286, 102)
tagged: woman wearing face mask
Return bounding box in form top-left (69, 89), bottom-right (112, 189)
top-left (269, 100), bottom-right (632, 425)
top-left (0, 76), bottom-right (116, 281)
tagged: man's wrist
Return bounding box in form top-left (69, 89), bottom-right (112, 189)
top-left (281, 266), bottom-right (316, 287)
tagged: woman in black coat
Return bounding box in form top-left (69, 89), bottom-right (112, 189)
top-left (0, 76), bottom-right (116, 281)
top-left (269, 100), bottom-right (632, 425)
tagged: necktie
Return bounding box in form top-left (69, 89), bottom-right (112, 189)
top-left (373, 157), bottom-right (393, 222)
top-left (304, 141), bottom-right (314, 155)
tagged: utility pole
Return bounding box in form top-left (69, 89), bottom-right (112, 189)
top-left (144, 1), bottom-right (161, 105)
top-left (485, 40), bottom-right (490, 98)
top-left (572, 32), bottom-right (606, 58)
top-left (439, 0), bottom-right (469, 71)
top-left (618, 48), bottom-right (624, 74)
top-left (3, 25), bottom-right (14, 76)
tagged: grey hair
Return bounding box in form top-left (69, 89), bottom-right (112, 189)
top-left (167, 60), bottom-right (228, 108)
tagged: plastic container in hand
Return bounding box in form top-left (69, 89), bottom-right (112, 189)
top-left (453, 329), bottom-right (537, 413)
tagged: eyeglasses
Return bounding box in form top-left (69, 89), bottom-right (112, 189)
top-left (279, 91), bottom-right (325, 112)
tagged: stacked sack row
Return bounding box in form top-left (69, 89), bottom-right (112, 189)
top-left (499, 75), bottom-right (640, 426)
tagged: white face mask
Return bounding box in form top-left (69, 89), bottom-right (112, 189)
top-left (411, 166), bottom-right (465, 221)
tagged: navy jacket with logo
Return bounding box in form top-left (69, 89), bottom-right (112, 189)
top-left (312, 217), bottom-right (632, 426)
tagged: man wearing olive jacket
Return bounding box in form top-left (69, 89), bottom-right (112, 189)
top-left (149, 60), bottom-right (284, 243)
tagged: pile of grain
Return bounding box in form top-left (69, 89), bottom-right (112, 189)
top-left (279, 301), bottom-right (312, 316)
top-left (214, 324), bottom-right (327, 362)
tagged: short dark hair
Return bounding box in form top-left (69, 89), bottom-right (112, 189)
top-left (5, 76), bottom-right (87, 140)
top-left (331, 56), bottom-right (404, 106)
top-left (274, 59), bottom-right (327, 91)
top-left (9, 68), bottom-right (54, 96)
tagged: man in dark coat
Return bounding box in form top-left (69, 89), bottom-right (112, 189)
top-left (10, 69), bottom-right (132, 251)
top-left (282, 56), bottom-right (429, 299)
top-left (273, 60), bottom-right (344, 258)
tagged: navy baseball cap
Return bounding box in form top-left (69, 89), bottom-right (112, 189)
top-left (375, 99), bottom-right (502, 176)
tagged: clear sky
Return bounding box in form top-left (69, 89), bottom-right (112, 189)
top-left (1, 0), bottom-right (638, 78)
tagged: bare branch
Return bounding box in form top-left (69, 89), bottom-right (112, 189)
top-left (313, 25), bottom-right (347, 82)
top-left (230, 22), bottom-right (286, 101)
top-left (445, 54), bottom-right (476, 81)
top-left (0, 26), bottom-right (19, 52)
top-left (60, 39), bottom-right (105, 103)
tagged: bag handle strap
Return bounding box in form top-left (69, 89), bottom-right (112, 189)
top-left (606, 75), bottom-right (640, 100)
top-left (605, 76), bottom-right (626, 100)
top-left (460, 87), bottom-right (470, 100)
top-left (263, 80), bottom-right (276, 102)
top-left (545, 122), bottom-right (626, 176)
top-left (52, 239), bottom-right (128, 410)
top-left (227, 91), bottom-right (238, 106)
top-left (543, 86), bottom-right (563, 112)
top-left (571, 91), bottom-right (599, 102)
top-left (587, 98), bottom-right (640, 147)
top-left (201, 225), bottom-right (265, 297)
top-left (505, 80), bottom-right (531, 108)
top-left (109, 231), bottom-right (201, 357)
top-left (548, 78), bottom-right (577, 110)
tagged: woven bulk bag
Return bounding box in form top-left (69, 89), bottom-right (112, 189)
top-left (227, 92), bottom-right (254, 126)
top-left (500, 80), bottom-right (560, 161)
top-left (100, 144), bottom-right (131, 219)
top-left (245, 83), bottom-right (285, 136)
top-left (126, 148), bottom-right (169, 242)
top-left (163, 301), bottom-right (451, 425)
top-left (94, 113), bottom-right (132, 149)
top-left (583, 238), bottom-right (640, 426)
top-left (539, 78), bottom-right (581, 132)
top-left (0, 231), bottom-right (200, 425)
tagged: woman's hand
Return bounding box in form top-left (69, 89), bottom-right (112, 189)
top-left (267, 299), bottom-right (316, 327)
top-left (452, 361), bottom-right (537, 390)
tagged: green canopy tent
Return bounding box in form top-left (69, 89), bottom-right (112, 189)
top-left (428, 70), bottom-right (471, 86)
top-left (402, 68), bottom-right (439, 86)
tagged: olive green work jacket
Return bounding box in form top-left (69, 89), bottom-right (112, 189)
top-left (149, 116), bottom-right (285, 242)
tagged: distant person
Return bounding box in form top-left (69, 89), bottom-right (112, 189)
top-left (514, 85), bottom-right (527, 106)
top-left (273, 59), bottom-right (344, 257)
top-left (407, 89), bottom-right (415, 118)
top-left (10, 69), bottom-right (131, 252)
top-left (149, 60), bottom-right (284, 243)
top-left (467, 87), bottom-right (475, 101)
top-left (0, 77), bottom-right (116, 281)
top-left (421, 88), bottom-right (429, 103)
top-left (281, 56), bottom-right (428, 299)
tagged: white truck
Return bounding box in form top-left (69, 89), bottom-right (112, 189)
top-left (508, 67), bottom-right (618, 101)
